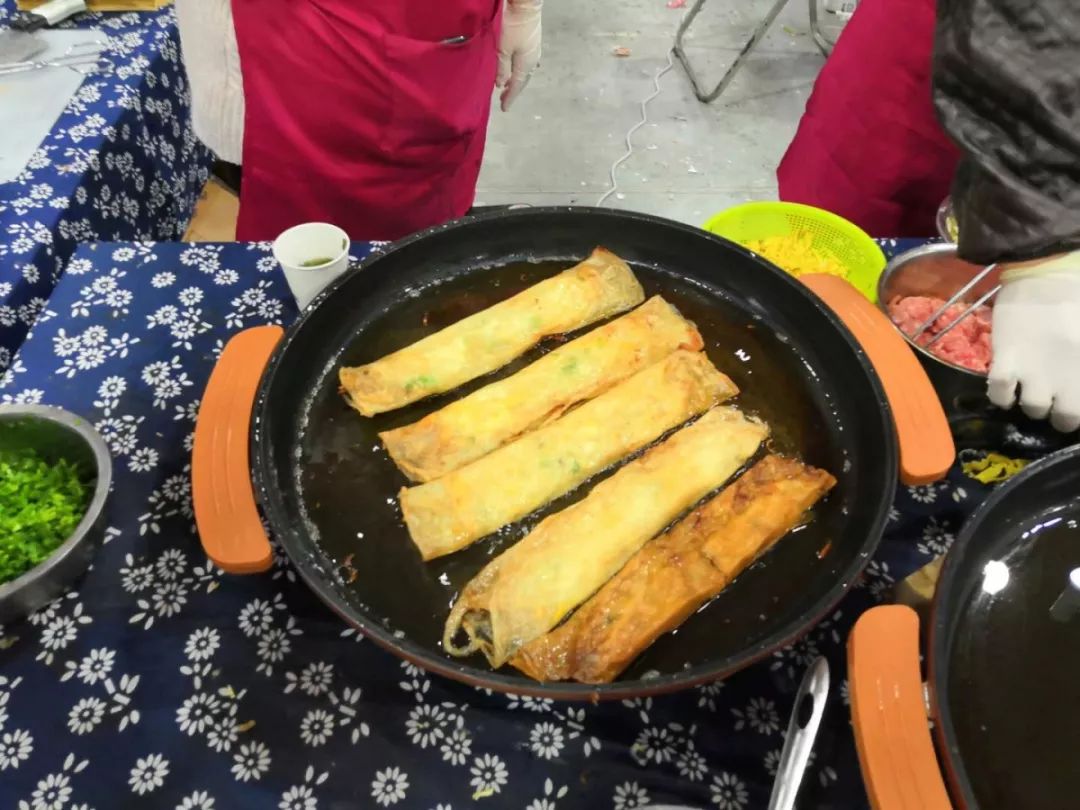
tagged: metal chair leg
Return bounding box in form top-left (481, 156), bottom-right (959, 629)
top-left (672, 0), bottom-right (795, 104)
top-left (809, 0), bottom-right (861, 57)
top-left (808, 0), bottom-right (835, 56)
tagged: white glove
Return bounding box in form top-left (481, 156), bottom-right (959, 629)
top-left (987, 252), bottom-right (1080, 432)
top-left (497, 0), bottom-right (542, 111)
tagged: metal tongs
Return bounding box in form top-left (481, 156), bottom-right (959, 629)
top-left (909, 263), bottom-right (1000, 348)
top-left (767, 656), bottom-right (830, 810)
top-left (0, 40), bottom-right (113, 77)
top-left (637, 657), bottom-right (831, 810)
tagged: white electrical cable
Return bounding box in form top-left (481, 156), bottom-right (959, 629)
top-left (597, 48), bottom-right (676, 207)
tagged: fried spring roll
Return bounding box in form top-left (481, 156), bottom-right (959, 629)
top-left (402, 351), bottom-right (738, 560)
top-left (510, 455), bottom-right (836, 683)
top-left (339, 248), bottom-right (644, 416)
top-left (442, 407), bottom-right (768, 667)
top-left (381, 296), bottom-right (703, 482)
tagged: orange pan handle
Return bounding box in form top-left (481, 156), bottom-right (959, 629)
top-left (802, 274), bottom-right (955, 486)
top-left (192, 325), bottom-right (284, 574)
top-left (848, 605), bottom-right (953, 810)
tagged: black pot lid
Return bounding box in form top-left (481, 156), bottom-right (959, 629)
top-left (931, 444), bottom-right (1080, 810)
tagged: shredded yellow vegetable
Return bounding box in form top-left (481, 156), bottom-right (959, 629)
top-left (745, 232), bottom-right (847, 279)
top-left (961, 452), bottom-right (1029, 484)
top-left (946, 213), bottom-right (959, 242)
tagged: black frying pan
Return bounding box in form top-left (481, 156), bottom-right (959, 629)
top-left (849, 444), bottom-right (1080, 809)
top-left (196, 208), bottom-right (901, 699)
top-left (934, 444), bottom-right (1080, 808)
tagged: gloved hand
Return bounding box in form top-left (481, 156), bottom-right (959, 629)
top-left (987, 252), bottom-right (1080, 432)
top-left (497, 0), bottom-right (542, 111)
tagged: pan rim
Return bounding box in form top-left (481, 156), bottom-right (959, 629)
top-left (252, 206), bottom-right (898, 699)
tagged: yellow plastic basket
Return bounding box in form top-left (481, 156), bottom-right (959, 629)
top-left (702, 201), bottom-right (886, 302)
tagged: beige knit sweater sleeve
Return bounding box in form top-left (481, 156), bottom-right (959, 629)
top-left (175, 0), bottom-right (245, 165)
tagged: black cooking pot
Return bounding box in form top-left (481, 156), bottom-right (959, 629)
top-left (849, 444), bottom-right (1080, 809)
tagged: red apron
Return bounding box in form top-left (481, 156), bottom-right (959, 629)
top-left (230, 0), bottom-right (501, 241)
top-left (776, 0), bottom-right (960, 237)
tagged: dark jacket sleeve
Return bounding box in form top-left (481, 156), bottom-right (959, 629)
top-left (933, 0), bottom-right (1080, 265)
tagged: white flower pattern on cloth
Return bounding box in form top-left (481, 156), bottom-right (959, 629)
top-left (184, 627), bottom-right (220, 661)
top-left (67, 698), bottom-right (106, 735)
top-left (405, 703), bottom-right (447, 748)
top-left (918, 515), bottom-right (957, 556)
top-left (907, 483), bottom-right (941, 504)
top-left (731, 697), bottom-right (780, 735)
top-left (176, 693), bottom-right (220, 736)
top-left (13, 754), bottom-right (88, 810)
top-left (128, 753), bottom-right (169, 795)
top-left (613, 781), bottom-right (650, 809)
top-left (176, 790), bottom-right (215, 810)
top-left (526, 778), bottom-right (569, 810)
top-left (0, 5), bottom-right (211, 375)
top-left (440, 725), bottom-right (473, 767)
top-left (469, 752), bottom-right (508, 797)
top-left (31, 771), bottom-right (73, 810)
top-left (371, 765), bottom-right (409, 806)
top-left (73, 648), bottom-right (115, 686)
top-left (0, 238), bottom-right (999, 808)
top-left (676, 740), bottom-right (708, 782)
top-left (231, 741), bottom-right (271, 782)
top-left (0, 729), bottom-right (33, 770)
top-left (298, 708), bottom-right (335, 747)
top-left (529, 721), bottom-right (565, 759)
top-left (284, 661), bottom-right (333, 697)
top-left (860, 560), bottom-right (896, 601)
top-left (710, 771), bottom-right (749, 809)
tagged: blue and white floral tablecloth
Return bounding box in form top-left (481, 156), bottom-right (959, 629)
top-left (0, 239), bottom-right (996, 810)
top-left (0, 2), bottom-right (212, 375)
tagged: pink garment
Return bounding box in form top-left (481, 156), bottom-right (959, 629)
top-left (230, 0), bottom-right (501, 241)
top-left (777, 0), bottom-right (960, 237)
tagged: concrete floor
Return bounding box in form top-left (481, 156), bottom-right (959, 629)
top-left (476, 0), bottom-right (835, 226)
top-left (185, 0), bottom-right (837, 240)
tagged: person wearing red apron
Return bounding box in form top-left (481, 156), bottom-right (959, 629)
top-left (175, 0), bottom-right (542, 241)
top-left (776, 0), bottom-right (960, 237)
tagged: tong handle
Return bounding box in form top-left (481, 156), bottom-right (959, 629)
top-left (768, 656), bottom-right (830, 810)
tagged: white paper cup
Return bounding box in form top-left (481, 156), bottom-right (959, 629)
top-left (272, 222), bottom-right (351, 310)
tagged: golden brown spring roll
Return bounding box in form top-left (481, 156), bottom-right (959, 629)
top-left (339, 248), bottom-right (644, 416)
top-left (380, 296), bottom-right (703, 482)
top-left (401, 350), bottom-right (737, 560)
top-left (511, 455), bottom-right (836, 683)
top-left (442, 407), bottom-right (768, 668)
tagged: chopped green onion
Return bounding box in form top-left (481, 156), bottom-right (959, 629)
top-left (403, 374), bottom-right (436, 394)
top-left (0, 449), bottom-right (90, 584)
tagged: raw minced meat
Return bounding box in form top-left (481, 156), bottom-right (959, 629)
top-left (888, 295), bottom-right (992, 373)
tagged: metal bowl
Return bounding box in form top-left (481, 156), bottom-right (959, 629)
top-left (877, 242), bottom-right (997, 380)
top-left (877, 243), bottom-right (995, 419)
top-left (936, 196), bottom-right (958, 243)
top-left (877, 245), bottom-right (1071, 454)
top-left (0, 405), bottom-right (112, 623)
